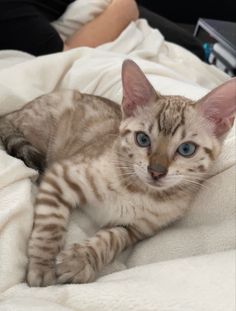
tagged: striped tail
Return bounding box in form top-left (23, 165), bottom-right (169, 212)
top-left (0, 117), bottom-right (46, 173)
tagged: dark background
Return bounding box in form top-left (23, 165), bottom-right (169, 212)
top-left (136, 0), bottom-right (236, 24)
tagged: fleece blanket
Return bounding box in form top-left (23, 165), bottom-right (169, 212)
top-left (0, 1), bottom-right (235, 310)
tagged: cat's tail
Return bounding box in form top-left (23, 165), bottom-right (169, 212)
top-left (0, 117), bottom-right (46, 173)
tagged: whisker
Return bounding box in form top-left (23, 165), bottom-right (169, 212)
top-left (112, 165), bottom-right (133, 170)
top-left (108, 173), bottom-right (135, 187)
top-left (182, 179), bottom-right (209, 190)
top-left (176, 173), bottom-right (216, 187)
top-left (117, 172), bottom-right (136, 177)
top-left (200, 179), bottom-right (217, 187)
top-left (111, 156), bottom-right (134, 165)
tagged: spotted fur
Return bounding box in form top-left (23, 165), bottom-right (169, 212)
top-left (0, 60), bottom-right (235, 287)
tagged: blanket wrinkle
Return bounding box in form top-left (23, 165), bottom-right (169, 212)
top-left (0, 251), bottom-right (235, 311)
top-left (0, 0), bottom-right (235, 309)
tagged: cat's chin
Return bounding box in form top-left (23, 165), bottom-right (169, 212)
top-left (144, 177), bottom-right (180, 191)
top-left (145, 179), bottom-right (170, 190)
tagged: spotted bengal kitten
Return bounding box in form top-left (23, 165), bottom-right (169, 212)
top-left (0, 60), bottom-right (235, 287)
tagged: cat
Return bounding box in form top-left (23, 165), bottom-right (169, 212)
top-left (0, 60), bottom-right (235, 287)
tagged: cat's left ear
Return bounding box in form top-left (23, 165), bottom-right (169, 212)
top-left (121, 59), bottom-right (157, 118)
top-left (196, 78), bottom-right (236, 137)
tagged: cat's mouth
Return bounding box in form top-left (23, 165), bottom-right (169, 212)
top-left (133, 166), bottom-right (181, 190)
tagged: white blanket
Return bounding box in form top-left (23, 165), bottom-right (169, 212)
top-left (0, 1), bottom-right (235, 310)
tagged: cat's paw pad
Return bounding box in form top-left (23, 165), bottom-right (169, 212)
top-left (27, 259), bottom-right (56, 287)
top-left (56, 244), bottom-right (96, 284)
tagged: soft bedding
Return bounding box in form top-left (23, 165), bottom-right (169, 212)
top-left (0, 1), bottom-right (235, 310)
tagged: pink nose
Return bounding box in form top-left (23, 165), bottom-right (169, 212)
top-left (148, 165), bottom-right (167, 181)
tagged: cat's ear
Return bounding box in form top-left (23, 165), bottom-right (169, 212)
top-left (196, 78), bottom-right (236, 137)
top-left (121, 59), bottom-right (157, 118)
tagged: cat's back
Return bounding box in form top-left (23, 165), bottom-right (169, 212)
top-left (1, 89), bottom-right (122, 163)
top-left (17, 89), bottom-right (121, 123)
top-left (46, 90), bottom-right (122, 162)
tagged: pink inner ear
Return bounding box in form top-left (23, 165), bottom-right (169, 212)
top-left (197, 78), bottom-right (236, 136)
top-left (121, 60), bottom-right (157, 117)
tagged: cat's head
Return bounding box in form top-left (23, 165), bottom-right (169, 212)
top-left (118, 59), bottom-right (236, 191)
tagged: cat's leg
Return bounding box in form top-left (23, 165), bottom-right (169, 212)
top-left (27, 161), bottom-right (85, 287)
top-left (56, 225), bottom-right (149, 284)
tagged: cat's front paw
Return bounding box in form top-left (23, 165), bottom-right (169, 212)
top-left (27, 258), bottom-right (56, 287)
top-left (56, 244), bottom-right (97, 284)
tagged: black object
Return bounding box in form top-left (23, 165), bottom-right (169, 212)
top-left (0, 0), bottom-right (74, 56)
top-left (136, 0), bottom-right (236, 24)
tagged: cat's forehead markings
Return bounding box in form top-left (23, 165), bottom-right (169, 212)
top-left (181, 129), bottom-right (186, 140)
top-left (162, 102), bottom-right (186, 136)
top-left (155, 100), bottom-right (183, 134)
top-left (148, 124), bottom-right (153, 133)
top-left (156, 105), bottom-right (165, 132)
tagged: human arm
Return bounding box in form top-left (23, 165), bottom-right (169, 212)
top-left (64, 0), bottom-right (139, 50)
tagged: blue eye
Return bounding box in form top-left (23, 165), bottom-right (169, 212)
top-left (135, 132), bottom-right (151, 148)
top-left (177, 142), bottom-right (197, 157)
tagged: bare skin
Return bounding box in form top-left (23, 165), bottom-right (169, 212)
top-left (64, 0), bottom-right (139, 51)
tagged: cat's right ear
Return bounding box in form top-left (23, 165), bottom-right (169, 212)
top-left (121, 60), bottom-right (157, 118)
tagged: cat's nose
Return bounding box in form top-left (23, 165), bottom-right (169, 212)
top-left (148, 164), bottom-right (168, 181)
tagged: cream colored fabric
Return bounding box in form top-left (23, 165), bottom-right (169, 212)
top-left (0, 0), bottom-right (235, 309)
top-left (0, 251), bottom-right (235, 311)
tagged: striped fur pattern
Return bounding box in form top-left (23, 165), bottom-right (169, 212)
top-left (0, 60), bottom-right (234, 287)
